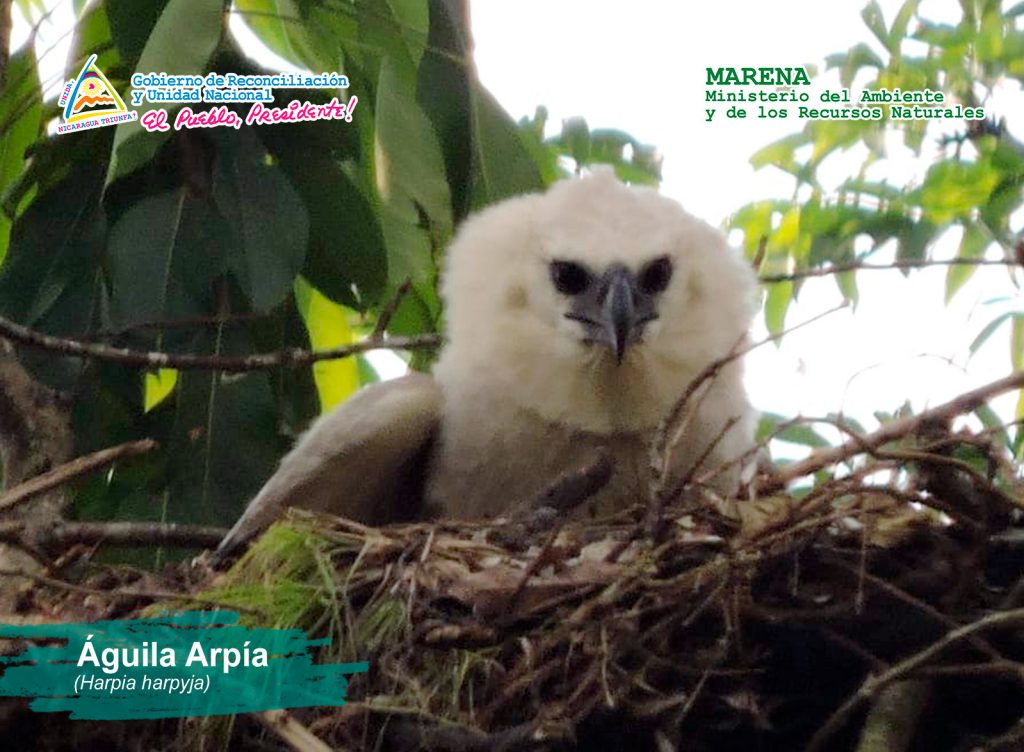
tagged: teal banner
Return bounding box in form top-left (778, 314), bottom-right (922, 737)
top-left (0, 611), bottom-right (368, 720)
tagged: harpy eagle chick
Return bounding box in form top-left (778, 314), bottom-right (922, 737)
top-left (218, 168), bottom-right (757, 554)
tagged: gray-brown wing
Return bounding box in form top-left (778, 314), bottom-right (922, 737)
top-left (216, 372), bottom-right (441, 556)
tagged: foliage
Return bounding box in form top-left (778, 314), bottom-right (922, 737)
top-left (733, 0), bottom-right (1024, 354)
top-left (732, 0), bottom-right (1024, 448)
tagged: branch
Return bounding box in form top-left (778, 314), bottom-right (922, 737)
top-left (854, 680), bottom-right (931, 752)
top-left (371, 278), bottom-right (413, 339)
top-left (0, 520), bottom-right (227, 550)
top-left (805, 607), bottom-right (1024, 752)
top-left (757, 368), bottom-right (1024, 493)
top-left (255, 709), bottom-right (334, 752)
top-left (0, 439), bottom-right (158, 512)
top-left (652, 303), bottom-right (848, 474)
top-left (758, 257), bottom-right (1020, 284)
top-left (0, 313), bottom-right (441, 372)
top-left (0, 567), bottom-right (256, 612)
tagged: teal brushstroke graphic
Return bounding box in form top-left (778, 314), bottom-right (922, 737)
top-left (0, 611), bottom-right (368, 720)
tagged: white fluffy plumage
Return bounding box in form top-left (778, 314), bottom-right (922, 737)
top-left (218, 168), bottom-right (757, 553)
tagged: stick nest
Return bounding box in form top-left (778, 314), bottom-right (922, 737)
top-left (8, 419), bottom-right (1024, 752)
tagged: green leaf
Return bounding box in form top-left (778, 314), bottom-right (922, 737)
top-left (67, 2), bottom-right (118, 72)
top-left (807, 119), bottom-right (869, 165)
top-left (756, 412), bottom-right (832, 447)
top-left (945, 222), bottom-right (991, 302)
top-left (373, 56), bottom-right (452, 330)
top-left (383, 0), bottom-right (430, 68)
top-left (750, 133), bottom-right (807, 173)
top-left (257, 117), bottom-right (387, 308)
top-left (0, 164), bottom-right (105, 326)
top-left (730, 200), bottom-right (782, 255)
top-left (106, 0), bottom-right (225, 185)
top-left (578, 128), bottom-right (662, 185)
top-left (968, 311), bottom-right (1024, 357)
top-left (468, 83), bottom-right (545, 208)
top-left (560, 116), bottom-right (591, 168)
top-left (413, 0), bottom-right (473, 218)
top-left (106, 187), bottom-right (228, 329)
top-left (374, 58), bottom-right (452, 238)
top-left (896, 218), bottom-right (936, 265)
top-left (826, 43), bottom-right (885, 88)
top-left (167, 333), bottom-right (284, 529)
top-left (913, 20), bottom-right (972, 49)
top-left (516, 120), bottom-right (562, 186)
top-left (294, 276), bottom-right (360, 413)
top-left (106, 0), bottom-right (171, 65)
top-left (889, 0), bottom-right (922, 48)
top-left (233, 0), bottom-right (318, 69)
top-left (144, 368), bottom-right (179, 412)
top-left (775, 423), bottom-right (832, 448)
top-left (212, 129), bottom-right (308, 311)
top-left (919, 160), bottom-right (1001, 224)
top-left (0, 160), bottom-right (107, 390)
top-left (861, 1), bottom-right (890, 49)
top-left (1013, 316), bottom-right (1024, 371)
top-left (974, 402), bottom-right (1010, 448)
top-left (835, 269), bottom-right (859, 305)
top-left (755, 413), bottom-right (783, 442)
top-left (771, 206), bottom-right (801, 254)
top-left (765, 280), bottom-right (793, 337)
top-left (0, 48), bottom-right (42, 265)
top-left (975, 10), bottom-right (1006, 62)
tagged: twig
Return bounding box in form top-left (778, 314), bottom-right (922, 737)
top-left (826, 558), bottom-right (1005, 662)
top-left (805, 607), bottom-right (1024, 752)
top-left (646, 416), bottom-right (740, 539)
top-left (371, 278), bottom-right (413, 339)
top-left (0, 439), bottom-right (158, 512)
top-left (854, 680), bottom-right (931, 752)
top-left (0, 567), bottom-right (255, 612)
top-left (676, 668), bottom-right (711, 727)
top-left (911, 661), bottom-right (1024, 680)
top-left (759, 368), bottom-right (1024, 494)
top-left (646, 303), bottom-right (847, 532)
top-left (0, 520), bottom-right (227, 549)
top-left (653, 302), bottom-right (847, 469)
top-left (255, 709), bottom-right (336, 752)
top-left (0, 313), bottom-right (441, 372)
top-left (759, 257), bottom-right (1020, 284)
top-left (506, 525), bottom-right (564, 617)
top-left (676, 416), bottom-right (740, 491)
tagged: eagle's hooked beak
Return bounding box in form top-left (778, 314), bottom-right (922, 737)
top-left (566, 264), bottom-right (659, 365)
top-left (602, 267), bottom-right (636, 364)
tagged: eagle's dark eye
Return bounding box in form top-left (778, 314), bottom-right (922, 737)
top-left (639, 256), bottom-right (673, 295)
top-left (550, 260), bottom-right (591, 296)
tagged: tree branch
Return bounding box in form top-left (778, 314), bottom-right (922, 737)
top-left (254, 709), bottom-right (334, 752)
top-left (0, 520), bottom-right (227, 550)
top-left (0, 567), bottom-right (256, 612)
top-left (757, 368), bottom-right (1024, 493)
top-left (0, 313), bottom-right (441, 372)
top-left (0, 439), bottom-right (158, 513)
top-left (758, 257), bottom-right (1020, 284)
top-left (806, 607), bottom-right (1024, 752)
